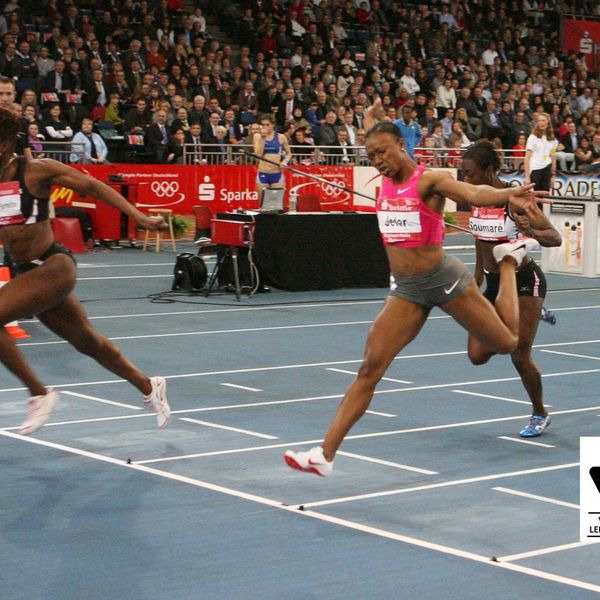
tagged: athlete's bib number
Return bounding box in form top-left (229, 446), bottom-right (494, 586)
top-left (378, 210), bottom-right (422, 243)
top-left (469, 207), bottom-right (507, 241)
top-left (0, 181), bottom-right (23, 226)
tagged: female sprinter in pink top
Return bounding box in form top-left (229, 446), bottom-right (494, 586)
top-left (285, 122), bottom-right (547, 477)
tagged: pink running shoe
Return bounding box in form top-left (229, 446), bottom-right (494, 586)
top-left (20, 389), bottom-right (59, 435)
top-left (284, 446), bottom-right (333, 477)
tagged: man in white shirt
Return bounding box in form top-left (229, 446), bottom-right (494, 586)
top-left (399, 66), bottom-right (420, 96)
top-left (481, 41), bottom-right (499, 67)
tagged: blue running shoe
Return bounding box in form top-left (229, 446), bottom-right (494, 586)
top-left (520, 414), bottom-right (551, 438)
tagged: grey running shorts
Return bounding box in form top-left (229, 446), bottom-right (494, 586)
top-left (390, 254), bottom-right (473, 309)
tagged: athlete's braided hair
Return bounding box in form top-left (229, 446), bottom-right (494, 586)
top-left (0, 108), bottom-right (20, 148)
top-left (462, 139), bottom-right (501, 173)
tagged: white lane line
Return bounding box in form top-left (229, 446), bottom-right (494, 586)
top-left (492, 487), bottom-right (578, 509)
top-left (220, 383), bottom-right (263, 392)
top-left (179, 417), bottom-right (278, 439)
top-left (453, 390), bottom-right (540, 406)
top-left (497, 436), bottom-right (555, 448)
top-left (78, 262), bottom-right (176, 268)
top-left (77, 275), bottom-right (172, 281)
top-left (336, 451), bottom-right (437, 475)
top-left (0, 430), bottom-right (598, 595)
top-left (51, 300), bottom-right (386, 322)
top-left (366, 410), bottom-right (397, 418)
top-left (327, 367), bottom-right (412, 384)
top-left (540, 349), bottom-right (600, 361)
top-left (61, 390), bottom-right (143, 410)
top-left (135, 404), bottom-right (600, 465)
top-left (299, 463), bottom-right (578, 510)
top-left (549, 304), bottom-right (600, 311)
top-left (16, 320), bottom-right (375, 346)
top-left (498, 541), bottom-right (591, 563)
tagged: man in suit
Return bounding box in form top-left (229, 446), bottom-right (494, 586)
top-left (42, 59), bottom-right (74, 95)
top-left (201, 111), bottom-right (221, 145)
top-left (121, 39), bottom-right (147, 72)
top-left (277, 87), bottom-right (300, 128)
top-left (481, 99), bottom-right (503, 140)
top-left (557, 121), bottom-right (580, 172)
top-left (146, 108), bottom-right (170, 163)
top-left (189, 94), bottom-right (209, 127)
top-left (86, 68), bottom-right (109, 109)
top-left (221, 108), bottom-right (243, 142)
top-left (329, 128), bottom-right (353, 165)
top-left (341, 110), bottom-right (358, 147)
top-left (185, 122), bottom-right (206, 164)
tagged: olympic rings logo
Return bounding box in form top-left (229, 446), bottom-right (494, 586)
top-left (151, 181), bottom-right (179, 197)
top-left (320, 182), bottom-right (349, 200)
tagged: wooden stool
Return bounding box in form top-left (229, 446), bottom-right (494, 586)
top-left (143, 208), bottom-right (176, 252)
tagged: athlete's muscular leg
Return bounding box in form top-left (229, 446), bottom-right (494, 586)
top-left (36, 294), bottom-right (152, 395)
top-left (322, 296), bottom-right (429, 461)
top-left (457, 259), bottom-right (519, 363)
top-left (512, 295), bottom-right (546, 416)
top-left (0, 254), bottom-right (77, 396)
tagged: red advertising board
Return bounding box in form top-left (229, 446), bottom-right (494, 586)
top-left (51, 164), bottom-right (356, 238)
top-left (563, 19), bottom-right (600, 70)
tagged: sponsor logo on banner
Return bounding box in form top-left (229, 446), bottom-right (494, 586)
top-left (50, 186), bottom-right (74, 204)
top-left (288, 165), bottom-right (353, 210)
top-left (150, 181), bottom-right (179, 198)
top-left (500, 171), bottom-right (600, 199)
top-left (198, 175), bottom-right (216, 201)
top-left (580, 437), bottom-right (600, 542)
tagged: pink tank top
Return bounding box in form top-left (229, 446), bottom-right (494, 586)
top-left (376, 166), bottom-right (445, 248)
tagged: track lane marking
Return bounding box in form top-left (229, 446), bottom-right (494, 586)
top-left (0, 430), bottom-right (598, 595)
top-left (492, 487), bottom-right (578, 509)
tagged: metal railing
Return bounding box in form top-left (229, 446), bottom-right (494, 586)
top-left (182, 143), bottom-right (371, 166)
top-left (31, 141), bottom-right (86, 164)
top-left (181, 143), bottom-right (527, 170)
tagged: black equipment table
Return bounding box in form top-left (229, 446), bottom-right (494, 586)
top-left (217, 212), bottom-right (390, 291)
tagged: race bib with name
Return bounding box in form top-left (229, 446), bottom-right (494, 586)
top-left (469, 206), bottom-right (508, 241)
top-left (378, 197), bottom-right (422, 243)
top-left (0, 181), bottom-right (23, 226)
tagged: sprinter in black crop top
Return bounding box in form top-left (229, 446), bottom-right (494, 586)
top-left (0, 107), bottom-right (172, 435)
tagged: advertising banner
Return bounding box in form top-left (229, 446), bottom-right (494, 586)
top-left (52, 164), bottom-right (356, 216)
top-left (287, 165), bottom-right (354, 211)
top-left (563, 19), bottom-right (600, 70)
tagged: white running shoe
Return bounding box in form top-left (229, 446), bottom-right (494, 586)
top-left (492, 237), bottom-right (540, 266)
top-left (19, 389), bottom-right (59, 435)
top-left (284, 446), bottom-right (333, 477)
top-left (144, 376), bottom-right (171, 428)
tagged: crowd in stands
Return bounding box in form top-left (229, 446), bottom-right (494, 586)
top-left (1, 0), bottom-right (600, 171)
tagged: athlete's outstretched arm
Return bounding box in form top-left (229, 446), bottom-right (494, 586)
top-left (37, 159), bottom-right (164, 230)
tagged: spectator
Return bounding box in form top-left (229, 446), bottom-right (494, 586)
top-left (511, 132), bottom-right (528, 170)
top-left (70, 117), bottom-right (108, 164)
top-left (123, 97), bottom-right (152, 134)
top-left (146, 108), bottom-right (170, 163)
top-left (557, 121), bottom-right (579, 171)
top-left (329, 128), bottom-right (353, 165)
top-left (575, 136), bottom-right (593, 171)
top-left (167, 127), bottom-right (185, 164)
top-left (27, 121), bottom-right (45, 158)
top-left (291, 127), bottom-right (314, 165)
top-left (184, 122), bottom-right (206, 164)
top-left (482, 100), bottom-right (503, 140)
top-left (435, 78), bottom-right (456, 116)
top-left (316, 110), bottom-right (338, 146)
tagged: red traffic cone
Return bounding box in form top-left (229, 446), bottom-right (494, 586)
top-left (0, 266), bottom-right (30, 339)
